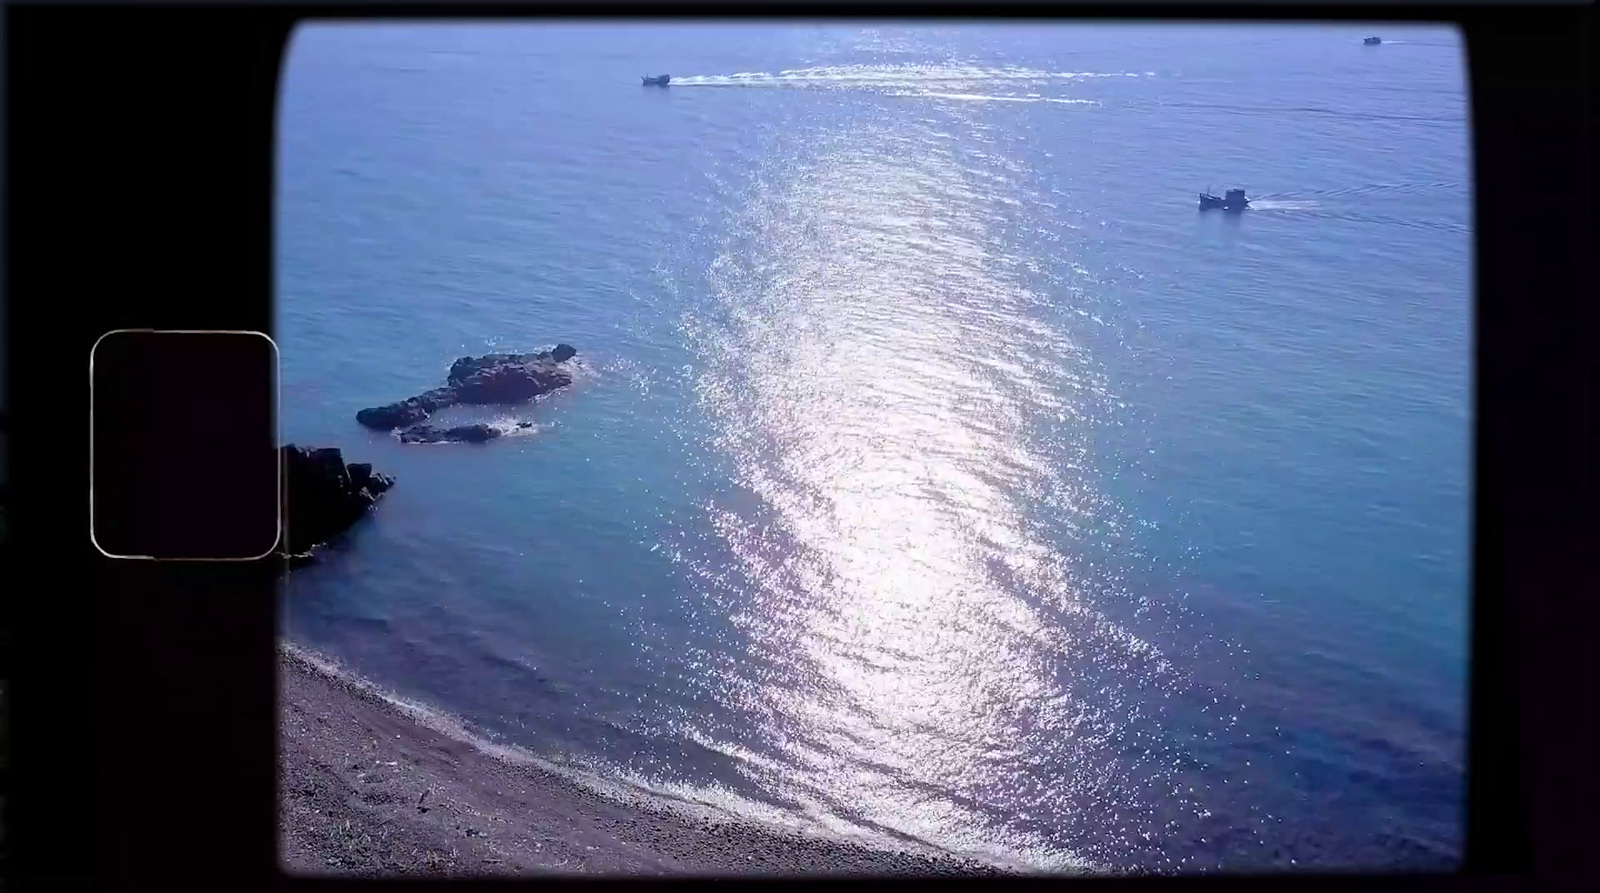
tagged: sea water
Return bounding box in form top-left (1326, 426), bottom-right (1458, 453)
top-left (277, 22), bottom-right (1471, 871)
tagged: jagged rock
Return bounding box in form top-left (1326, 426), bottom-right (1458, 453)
top-left (280, 445), bottom-right (395, 555)
top-left (450, 359), bottom-right (572, 405)
top-left (397, 423), bottom-right (501, 444)
top-left (446, 344), bottom-right (577, 386)
top-left (346, 462), bottom-right (376, 490)
top-left (355, 387), bottom-right (460, 431)
top-left (356, 345), bottom-right (578, 433)
top-left (355, 402), bottom-right (429, 430)
top-left (446, 346), bottom-right (576, 404)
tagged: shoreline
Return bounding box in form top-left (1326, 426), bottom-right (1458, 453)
top-left (278, 643), bottom-right (1014, 876)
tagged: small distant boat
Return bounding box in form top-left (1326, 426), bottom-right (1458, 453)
top-left (1364, 36), bottom-right (1382, 45)
top-left (642, 74), bottom-right (671, 86)
top-left (1199, 187), bottom-right (1250, 212)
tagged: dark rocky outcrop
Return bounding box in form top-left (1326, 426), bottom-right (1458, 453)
top-left (355, 387), bottom-right (457, 431)
top-left (355, 402), bottom-right (429, 431)
top-left (356, 344), bottom-right (578, 441)
top-left (280, 445), bottom-right (395, 555)
top-left (397, 423), bottom-right (501, 444)
top-left (448, 357), bottom-right (574, 405)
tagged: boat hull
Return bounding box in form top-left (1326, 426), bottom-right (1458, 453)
top-left (1198, 194), bottom-right (1248, 212)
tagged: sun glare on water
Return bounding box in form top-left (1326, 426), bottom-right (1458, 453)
top-left (663, 112), bottom-right (1201, 870)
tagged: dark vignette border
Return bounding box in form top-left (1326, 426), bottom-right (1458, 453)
top-left (4, 2), bottom-right (1592, 891)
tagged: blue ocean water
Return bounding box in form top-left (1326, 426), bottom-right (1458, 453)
top-left (277, 22), bottom-right (1472, 872)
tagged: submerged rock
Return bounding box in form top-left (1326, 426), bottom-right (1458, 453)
top-left (396, 423), bottom-right (501, 444)
top-left (280, 445), bottom-right (395, 555)
top-left (356, 345), bottom-right (578, 434)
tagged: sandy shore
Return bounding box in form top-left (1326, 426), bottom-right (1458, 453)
top-left (278, 644), bottom-right (1013, 877)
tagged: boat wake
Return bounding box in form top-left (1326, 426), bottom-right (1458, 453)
top-left (1245, 199), bottom-right (1321, 211)
top-left (1125, 99), bottom-right (1465, 127)
top-left (888, 90), bottom-right (1101, 106)
top-left (670, 64), bottom-right (1152, 90)
top-left (1239, 195), bottom-right (1469, 233)
top-left (910, 91), bottom-right (1034, 102)
top-left (1271, 181), bottom-right (1462, 199)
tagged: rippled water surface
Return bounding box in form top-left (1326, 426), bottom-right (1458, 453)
top-left (278, 23), bottom-right (1472, 872)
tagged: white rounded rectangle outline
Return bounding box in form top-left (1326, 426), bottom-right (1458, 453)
top-left (89, 328), bottom-right (283, 561)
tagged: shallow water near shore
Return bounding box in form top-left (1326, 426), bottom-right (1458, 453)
top-left (278, 22), bottom-right (1471, 872)
top-left (278, 644), bottom-right (1023, 875)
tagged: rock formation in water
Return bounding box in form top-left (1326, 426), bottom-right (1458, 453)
top-left (280, 444), bottom-right (395, 556)
top-left (395, 421), bottom-right (538, 445)
top-left (355, 387), bottom-right (457, 431)
top-left (397, 423), bottom-right (499, 444)
top-left (355, 344), bottom-right (578, 442)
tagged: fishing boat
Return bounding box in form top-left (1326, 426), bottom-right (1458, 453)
top-left (642, 74), bottom-right (671, 86)
top-left (1364, 36), bottom-right (1382, 45)
top-left (1198, 187), bottom-right (1250, 212)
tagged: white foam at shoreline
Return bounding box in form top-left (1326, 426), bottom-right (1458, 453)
top-left (278, 641), bottom-right (1087, 873)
